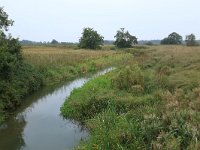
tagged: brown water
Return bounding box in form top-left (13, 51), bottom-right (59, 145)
top-left (0, 68), bottom-right (112, 150)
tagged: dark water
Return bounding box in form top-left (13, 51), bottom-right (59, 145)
top-left (0, 68), bottom-right (112, 150)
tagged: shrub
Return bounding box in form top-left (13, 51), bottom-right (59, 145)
top-left (112, 64), bottom-right (144, 93)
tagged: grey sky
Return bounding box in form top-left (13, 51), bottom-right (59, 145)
top-left (1, 0), bottom-right (200, 42)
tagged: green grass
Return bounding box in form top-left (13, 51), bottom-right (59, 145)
top-left (61, 45), bottom-right (200, 149)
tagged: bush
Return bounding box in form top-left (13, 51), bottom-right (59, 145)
top-left (112, 64), bottom-right (144, 93)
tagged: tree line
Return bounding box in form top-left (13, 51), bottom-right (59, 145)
top-left (160, 32), bottom-right (198, 46)
top-left (78, 28), bottom-right (199, 49)
top-left (78, 28), bottom-right (138, 49)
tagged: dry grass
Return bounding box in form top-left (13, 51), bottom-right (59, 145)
top-left (22, 46), bottom-right (116, 67)
top-left (150, 45), bottom-right (200, 68)
top-left (143, 45), bottom-right (200, 90)
top-left (21, 46), bottom-right (131, 85)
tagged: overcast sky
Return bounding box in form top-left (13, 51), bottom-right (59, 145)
top-left (1, 0), bottom-right (200, 42)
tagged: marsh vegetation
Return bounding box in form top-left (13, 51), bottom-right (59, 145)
top-left (62, 45), bottom-right (200, 149)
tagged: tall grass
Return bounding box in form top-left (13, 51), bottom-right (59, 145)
top-left (22, 46), bottom-right (131, 85)
top-left (22, 46), bottom-right (116, 67)
top-left (62, 45), bottom-right (200, 149)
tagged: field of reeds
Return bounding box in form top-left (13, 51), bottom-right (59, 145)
top-left (22, 46), bottom-right (131, 85)
top-left (61, 45), bottom-right (200, 149)
top-left (22, 46), bottom-right (115, 67)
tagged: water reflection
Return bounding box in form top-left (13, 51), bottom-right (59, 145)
top-left (0, 116), bottom-right (26, 150)
top-left (0, 68), bottom-right (112, 150)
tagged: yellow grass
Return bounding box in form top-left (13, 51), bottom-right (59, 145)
top-left (22, 46), bottom-right (116, 67)
top-left (139, 45), bottom-right (200, 90)
top-left (150, 45), bottom-right (200, 66)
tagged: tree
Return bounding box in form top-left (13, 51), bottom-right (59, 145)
top-left (0, 7), bottom-right (13, 31)
top-left (185, 34), bottom-right (198, 46)
top-left (161, 32), bottom-right (182, 45)
top-left (0, 7), bottom-right (43, 114)
top-left (0, 7), bottom-right (22, 79)
top-left (78, 27), bottom-right (104, 49)
top-left (51, 39), bottom-right (59, 44)
top-left (114, 28), bottom-right (137, 48)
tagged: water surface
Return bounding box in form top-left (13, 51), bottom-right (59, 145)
top-left (0, 68), bottom-right (112, 150)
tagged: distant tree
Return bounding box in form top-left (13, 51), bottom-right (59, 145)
top-left (78, 27), bottom-right (104, 49)
top-left (51, 39), bottom-right (59, 44)
top-left (185, 34), bottom-right (198, 46)
top-left (161, 32), bottom-right (182, 45)
top-left (114, 28), bottom-right (137, 48)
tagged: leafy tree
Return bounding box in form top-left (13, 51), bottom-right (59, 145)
top-left (0, 7), bottom-right (42, 116)
top-left (114, 28), bottom-right (137, 48)
top-left (161, 32), bottom-right (182, 45)
top-left (78, 27), bottom-right (104, 49)
top-left (0, 7), bottom-right (22, 79)
top-left (185, 34), bottom-right (198, 46)
top-left (51, 39), bottom-right (59, 44)
top-left (0, 7), bottom-right (13, 31)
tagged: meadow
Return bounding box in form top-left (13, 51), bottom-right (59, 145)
top-left (61, 45), bottom-right (200, 149)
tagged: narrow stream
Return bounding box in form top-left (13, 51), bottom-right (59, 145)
top-left (0, 68), bottom-right (112, 150)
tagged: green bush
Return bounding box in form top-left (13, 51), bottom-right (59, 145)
top-left (111, 64), bottom-right (144, 93)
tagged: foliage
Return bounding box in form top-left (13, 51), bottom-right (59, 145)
top-left (161, 32), bottom-right (182, 45)
top-left (0, 7), bottom-right (43, 123)
top-left (114, 28), bottom-right (138, 48)
top-left (111, 64), bottom-right (144, 93)
top-left (0, 7), bottom-right (22, 78)
top-left (185, 33), bottom-right (198, 46)
top-left (78, 27), bottom-right (104, 49)
top-left (0, 7), bottom-right (13, 31)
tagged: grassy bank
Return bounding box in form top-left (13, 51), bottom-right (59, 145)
top-left (0, 46), bottom-right (131, 124)
top-left (61, 45), bottom-right (200, 149)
